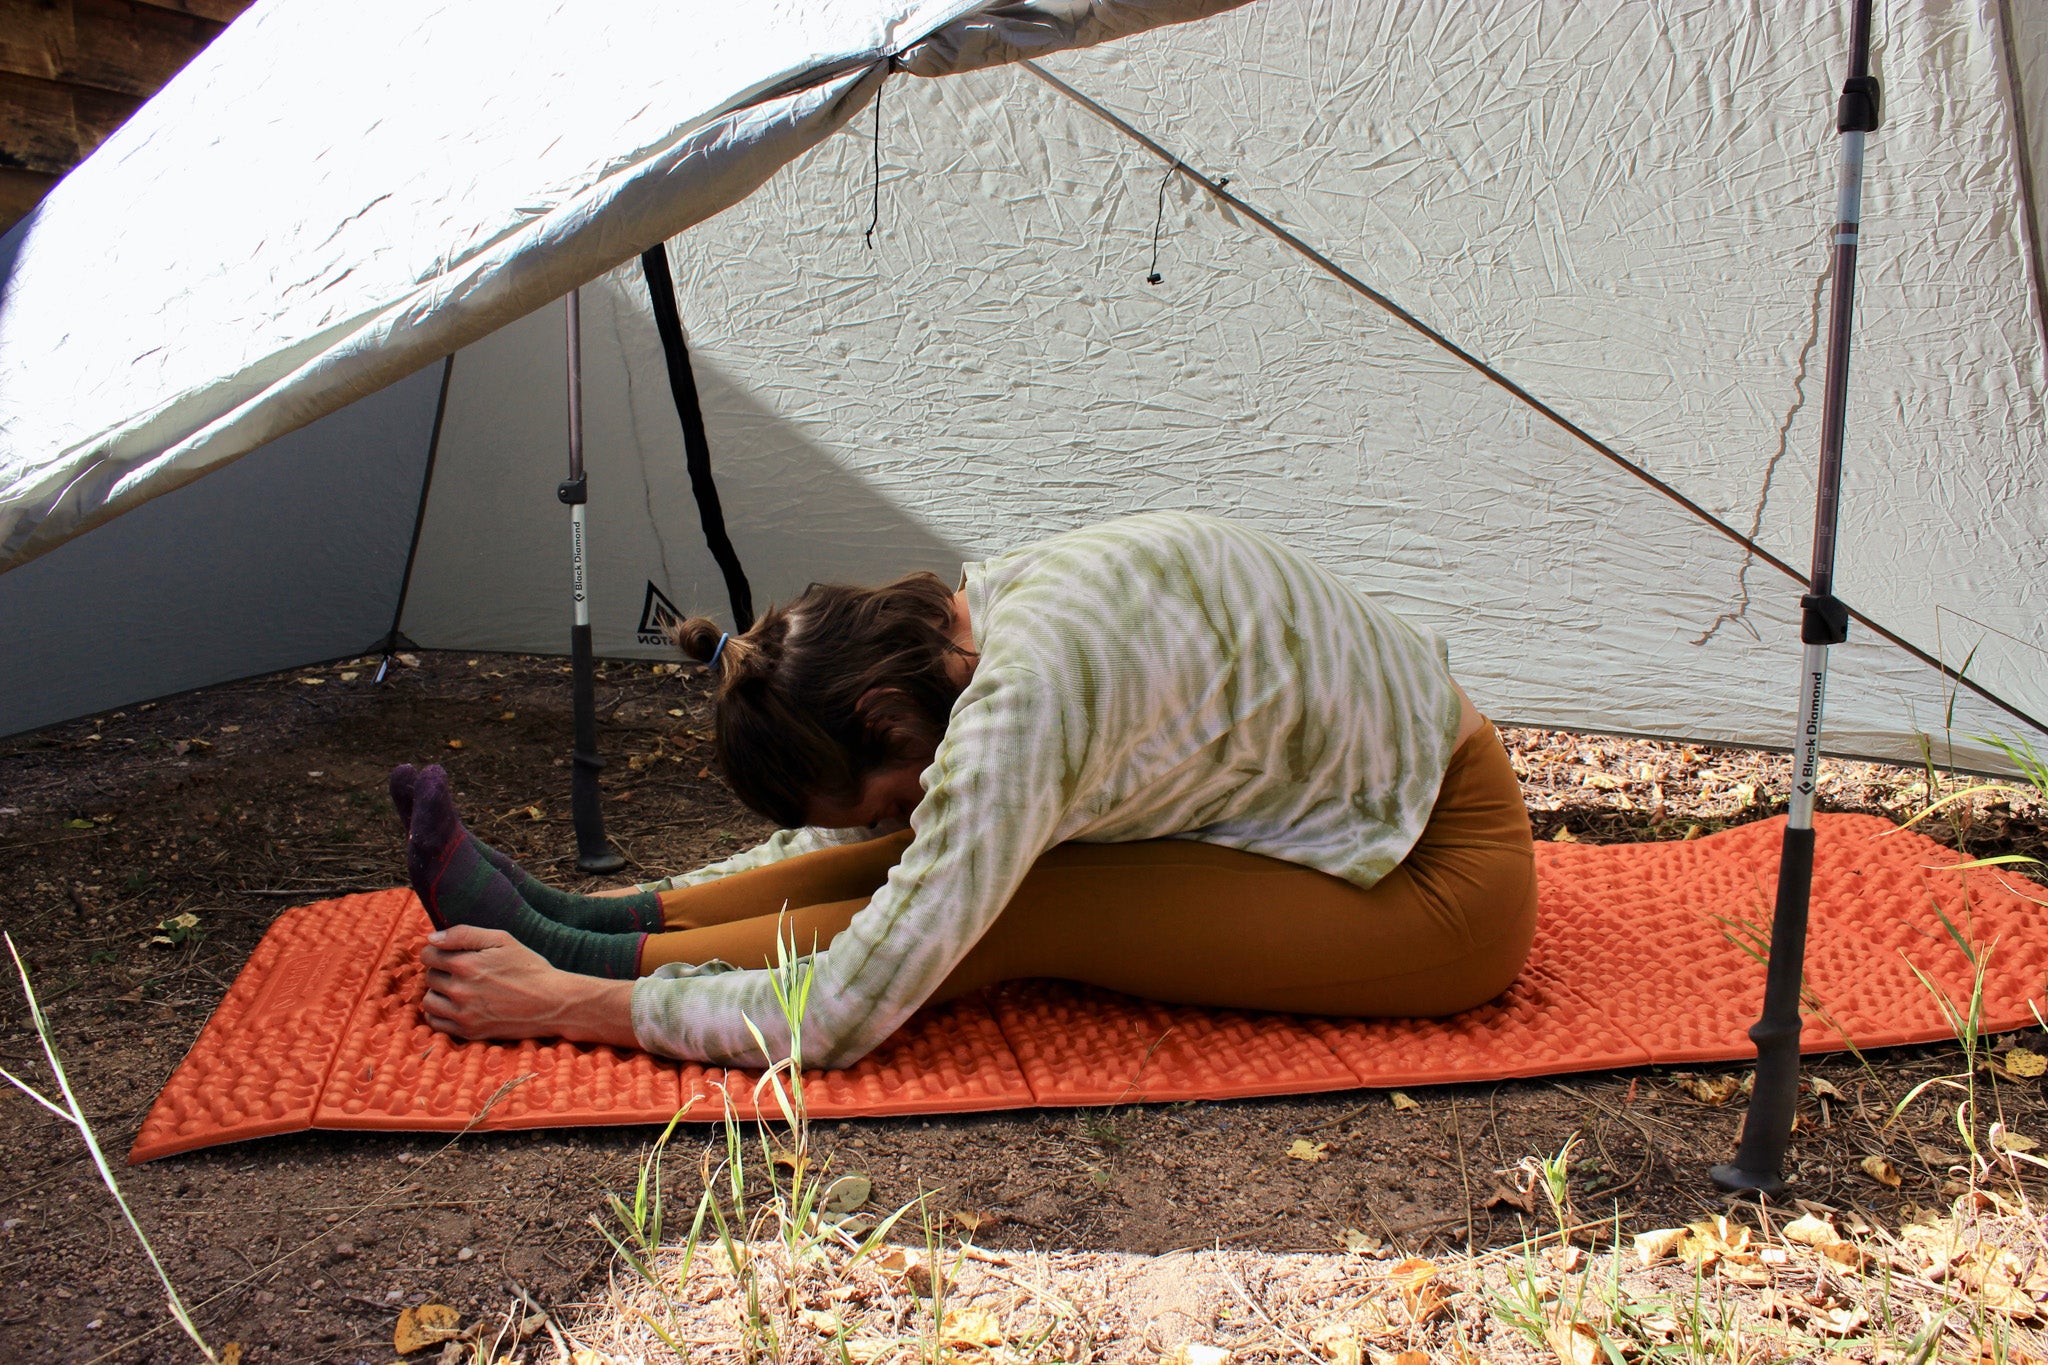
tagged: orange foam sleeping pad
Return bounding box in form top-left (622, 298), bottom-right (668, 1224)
top-left (129, 814), bottom-right (2048, 1162)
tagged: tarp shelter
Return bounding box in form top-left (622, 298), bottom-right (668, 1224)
top-left (2, 0), bottom-right (2044, 770)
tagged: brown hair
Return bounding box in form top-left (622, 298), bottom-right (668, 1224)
top-left (671, 572), bottom-right (970, 827)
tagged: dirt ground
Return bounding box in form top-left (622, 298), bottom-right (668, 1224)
top-left (0, 652), bottom-right (2043, 1364)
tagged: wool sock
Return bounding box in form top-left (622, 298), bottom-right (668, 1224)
top-left (389, 764), bottom-right (662, 934)
top-left (405, 765), bottom-right (645, 979)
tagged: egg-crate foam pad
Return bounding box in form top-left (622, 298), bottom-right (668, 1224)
top-left (131, 813), bottom-right (2048, 1161)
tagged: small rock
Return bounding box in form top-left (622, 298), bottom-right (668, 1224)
top-left (456, 1246), bottom-right (475, 1262)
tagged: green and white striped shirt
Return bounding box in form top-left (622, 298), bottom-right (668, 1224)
top-left (631, 512), bottom-right (1463, 1067)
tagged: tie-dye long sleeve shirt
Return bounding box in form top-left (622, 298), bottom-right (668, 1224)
top-left (630, 512), bottom-right (1464, 1068)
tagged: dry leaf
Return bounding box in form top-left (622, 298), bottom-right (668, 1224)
top-left (1633, 1227), bottom-right (1690, 1266)
top-left (1389, 1091), bottom-right (1420, 1112)
top-left (940, 1307), bottom-right (1005, 1349)
top-left (298, 676), bottom-right (326, 686)
top-left (1387, 1257), bottom-right (1448, 1323)
top-left (2002, 1047), bottom-right (2046, 1078)
top-left (1550, 827), bottom-right (1579, 843)
top-left (1387, 1354), bottom-right (1428, 1365)
top-left (1483, 1182), bottom-right (1537, 1214)
top-left (1287, 1138), bottom-right (1330, 1162)
top-left (1860, 1154), bottom-right (1903, 1188)
top-left (1544, 1319), bottom-right (1603, 1365)
top-left (1165, 1345), bottom-right (1231, 1365)
top-left (799, 1309), bottom-right (842, 1334)
top-left (1783, 1212), bottom-right (1841, 1246)
top-left (1340, 1226), bottom-right (1383, 1255)
top-left (1677, 1074), bottom-right (1743, 1104)
top-left (1308, 1322), bottom-right (1363, 1365)
top-left (1547, 1244), bottom-right (1586, 1273)
top-left (444, 738), bottom-right (464, 750)
top-left (498, 710), bottom-right (515, 721)
top-left (1992, 1128), bottom-right (2039, 1153)
top-left (1808, 1075), bottom-right (1847, 1099)
top-left (395, 1303), bottom-right (462, 1354)
top-left (219, 1345), bottom-right (242, 1365)
top-left (1819, 1240), bottom-right (1867, 1271)
top-left (822, 1173), bottom-right (872, 1214)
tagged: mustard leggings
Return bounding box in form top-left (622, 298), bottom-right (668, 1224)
top-left (639, 723), bottom-right (1538, 1017)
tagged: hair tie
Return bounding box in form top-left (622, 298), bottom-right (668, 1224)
top-left (707, 632), bottom-right (730, 671)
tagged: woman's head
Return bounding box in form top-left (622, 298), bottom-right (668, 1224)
top-left (672, 572), bottom-right (970, 829)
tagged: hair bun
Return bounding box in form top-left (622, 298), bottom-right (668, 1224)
top-left (671, 616), bottom-right (725, 663)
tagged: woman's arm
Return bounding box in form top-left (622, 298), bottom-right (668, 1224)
top-left (419, 926), bottom-right (638, 1047)
top-left (627, 822), bottom-right (901, 895)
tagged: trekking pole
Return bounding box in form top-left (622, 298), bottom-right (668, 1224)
top-left (1711, 0), bottom-right (1879, 1197)
top-left (560, 287), bottom-right (626, 875)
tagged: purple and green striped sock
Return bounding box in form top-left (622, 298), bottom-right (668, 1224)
top-left (390, 764), bottom-right (662, 934)
top-left (403, 765), bottom-right (644, 980)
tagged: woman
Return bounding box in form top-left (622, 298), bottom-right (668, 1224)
top-left (399, 511), bottom-right (1536, 1068)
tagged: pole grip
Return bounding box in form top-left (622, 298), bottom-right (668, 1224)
top-left (1711, 824), bottom-right (1816, 1194)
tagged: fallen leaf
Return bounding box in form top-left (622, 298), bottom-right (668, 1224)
top-left (799, 1309), bottom-right (841, 1334)
top-left (1483, 1182), bottom-right (1537, 1214)
top-left (1307, 1322), bottom-right (1362, 1365)
top-left (396, 653), bottom-right (421, 668)
top-left (1811, 1303), bottom-right (1870, 1336)
top-left (1544, 1319), bottom-right (1603, 1365)
top-left (1389, 1091), bottom-right (1420, 1112)
top-left (340, 671), bottom-right (360, 682)
top-left (445, 738), bottom-right (465, 750)
top-left (1993, 1128), bottom-right (2039, 1154)
top-left (524, 806), bottom-right (543, 820)
top-left (874, 1247), bottom-right (933, 1296)
top-left (298, 676), bottom-right (326, 686)
top-left (1783, 1213), bottom-right (1840, 1246)
top-left (1580, 771), bottom-right (1624, 790)
top-left (1287, 1138), bottom-right (1330, 1162)
top-left (1860, 1154), bottom-right (1903, 1188)
top-left (219, 1345), bottom-right (242, 1365)
top-left (939, 1307), bottom-right (1004, 1349)
top-left (1808, 1075), bottom-right (1847, 1100)
top-left (822, 1174), bottom-right (872, 1214)
top-left (1339, 1227), bottom-right (1383, 1255)
top-left (1547, 1244), bottom-right (1585, 1273)
top-left (2002, 1047), bottom-right (2047, 1078)
top-left (395, 1303), bottom-right (462, 1354)
top-left (1634, 1227), bottom-right (1691, 1266)
top-left (1550, 827), bottom-right (1579, 843)
top-left (1819, 1240), bottom-right (1866, 1271)
top-left (1387, 1257), bottom-right (1448, 1323)
top-left (498, 710), bottom-right (515, 721)
top-left (1387, 1354), bottom-right (1428, 1365)
top-left (1164, 1344), bottom-right (1230, 1365)
top-left (1677, 1074), bottom-right (1743, 1104)
top-left (667, 708), bottom-right (687, 718)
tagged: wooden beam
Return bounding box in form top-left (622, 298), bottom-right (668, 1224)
top-left (0, 69), bottom-right (143, 176)
top-left (0, 0), bottom-right (226, 99)
top-left (128, 0), bottom-right (251, 23)
top-left (0, 164), bottom-right (59, 232)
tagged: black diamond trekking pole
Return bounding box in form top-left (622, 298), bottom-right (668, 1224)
top-left (1711, 0), bottom-right (1879, 1197)
top-left (561, 286), bottom-right (626, 875)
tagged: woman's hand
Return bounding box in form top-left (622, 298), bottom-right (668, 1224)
top-left (419, 926), bottom-right (639, 1048)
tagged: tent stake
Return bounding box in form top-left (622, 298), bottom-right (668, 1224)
top-left (560, 287), bottom-right (626, 876)
top-left (1712, 0), bottom-right (1880, 1197)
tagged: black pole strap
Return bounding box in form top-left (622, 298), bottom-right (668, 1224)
top-left (376, 355), bottom-right (456, 683)
top-left (640, 243), bottom-right (755, 631)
